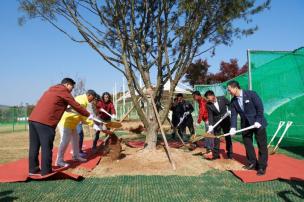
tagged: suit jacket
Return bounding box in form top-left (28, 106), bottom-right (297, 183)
top-left (230, 90), bottom-right (267, 129)
top-left (206, 96), bottom-right (230, 126)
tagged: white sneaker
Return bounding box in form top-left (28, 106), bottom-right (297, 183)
top-left (29, 172), bottom-right (41, 177)
top-left (73, 156), bottom-right (87, 162)
top-left (56, 161), bottom-right (70, 168)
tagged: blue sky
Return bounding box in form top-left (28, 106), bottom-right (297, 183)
top-left (0, 0), bottom-right (304, 106)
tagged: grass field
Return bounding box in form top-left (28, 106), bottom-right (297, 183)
top-left (0, 171), bottom-right (303, 201)
top-left (0, 123), bottom-right (27, 134)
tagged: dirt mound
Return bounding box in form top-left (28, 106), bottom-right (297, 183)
top-left (129, 125), bottom-right (145, 134)
top-left (107, 134), bottom-right (122, 160)
top-left (76, 143), bottom-right (243, 178)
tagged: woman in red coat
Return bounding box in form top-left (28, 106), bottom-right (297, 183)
top-left (92, 92), bottom-right (116, 151)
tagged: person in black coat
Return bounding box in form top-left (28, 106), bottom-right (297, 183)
top-left (170, 97), bottom-right (179, 139)
top-left (227, 80), bottom-right (268, 176)
top-left (205, 90), bottom-right (233, 160)
top-left (174, 93), bottom-right (195, 140)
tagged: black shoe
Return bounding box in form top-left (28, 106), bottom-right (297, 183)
top-left (257, 168), bottom-right (266, 176)
top-left (243, 164), bottom-right (257, 170)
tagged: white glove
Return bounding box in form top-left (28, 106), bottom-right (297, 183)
top-left (207, 125), bottom-right (214, 133)
top-left (254, 122), bottom-right (262, 128)
top-left (111, 114), bottom-right (117, 119)
top-left (227, 110), bottom-right (231, 116)
top-left (184, 111), bottom-right (190, 116)
top-left (88, 114), bottom-right (94, 120)
top-left (93, 124), bottom-right (101, 131)
top-left (229, 128), bottom-right (236, 136)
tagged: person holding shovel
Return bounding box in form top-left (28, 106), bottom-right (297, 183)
top-left (192, 91), bottom-right (212, 155)
top-left (175, 93), bottom-right (195, 141)
top-left (227, 80), bottom-right (268, 176)
top-left (55, 90), bottom-right (97, 167)
top-left (92, 92), bottom-right (116, 152)
top-left (28, 78), bottom-right (91, 176)
top-left (205, 90), bottom-right (233, 160)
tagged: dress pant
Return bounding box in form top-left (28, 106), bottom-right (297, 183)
top-left (212, 118), bottom-right (232, 157)
top-left (29, 121), bottom-right (55, 175)
top-left (56, 126), bottom-right (81, 163)
top-left (93, 120), bottom-right (108, 148)
top-left (76, 124), bottom-right (84, 152)
top-left (242, 124), bottom-right (268, 169)
top-left (179, 117), bottom-right (195, 136)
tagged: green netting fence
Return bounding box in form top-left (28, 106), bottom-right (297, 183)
top-left (0, 106), bottom-right (28, 133)
top-left (194, 47), bottom-right (304, 147)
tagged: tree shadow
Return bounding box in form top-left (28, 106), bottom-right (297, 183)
top-left (0, 190), bottom-right (18, 202)
top-left (277, 178), bottom-right (304, 202)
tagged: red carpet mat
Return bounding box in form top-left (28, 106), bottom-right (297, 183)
top-left (0, 140), bottom-right (103, 183)
top-left (227, 142), bottom-right (304, 183)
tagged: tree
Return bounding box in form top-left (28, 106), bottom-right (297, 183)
top-left (73, 77), bottom-right (86, 96)
top-left (184, 58), bottom-right (249, 86)
top-left (19, 0), bottom-right (270, 150)
top-left (208, 59), bottom-right (248, 84)
top-left (183, 59), bottom-right (210, 87)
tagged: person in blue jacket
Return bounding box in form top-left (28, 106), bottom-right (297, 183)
top-left (227, 80), bottom-right (268, 176)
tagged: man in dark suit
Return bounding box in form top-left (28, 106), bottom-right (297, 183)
top-left (227, 80), bottom-right (268, 176)
top-left (175, 93), bottom-right (195, 140)
top-left (205, 90), bottom-right (233, 160)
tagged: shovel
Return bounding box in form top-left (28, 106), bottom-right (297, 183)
top-left (267, 121), bottom-right (285, 148)
top-left (190, 125), bottom-right (257, 143)
top-left (268, 121), bottom-right (293, 155)
top-left (209, 111), bottom-right (230, 132)
top-left (189, 112), bottom-right (231, 143)
top-left (92, 117), bottom-right (122, 129)
top-left (100, 108), bottom-right (116, 119)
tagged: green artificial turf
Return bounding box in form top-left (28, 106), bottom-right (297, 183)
top-left (0, 170), bottom-right (303, 202)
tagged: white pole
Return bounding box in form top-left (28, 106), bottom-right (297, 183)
top-left (112, 87), bottom-right (116, 118)
top-left (114, 82), bottom-right (117, 118)
top-left (247, 49), bottom-right (252, 90)
top-left (123, 77), bottom-right (126, 115)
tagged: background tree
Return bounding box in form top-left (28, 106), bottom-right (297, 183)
top-left (183, 59), bottom-right (210, 87)
top-left (208, 59), bottom-right (248, 84)
top-left (184, 58), bottom-right (248, 86)
top-left (73, 77), bottom-right (86, 96)
top-left (19, 0), bottom-right (270, 150)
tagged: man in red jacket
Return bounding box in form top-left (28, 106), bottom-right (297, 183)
top-left (28, 78), bottom-right (91, 176)
top-left (192, 91), bottom-right (213, 155)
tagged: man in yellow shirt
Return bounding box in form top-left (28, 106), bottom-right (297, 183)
top-left (56, 90), bottom-right (97, 167)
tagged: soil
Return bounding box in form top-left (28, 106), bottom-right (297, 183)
top-left (73, 138), bottom-right (244, 177)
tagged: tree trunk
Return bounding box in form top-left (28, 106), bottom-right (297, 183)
top-left (143, 96), bottom-right (158, 150)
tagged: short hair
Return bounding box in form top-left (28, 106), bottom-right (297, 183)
top-left (204, 90), bottom-right (215, 97)
top-left (61, 78), bottom-right (75, 86)
top-left (176, 93), bottom-right (183, 98)
top-left (86, 89), bottom-right (97, 98)
top-left (227, 80), bottom-right (241, 89)
top-left (192, 91), bottom-right (201, 96)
